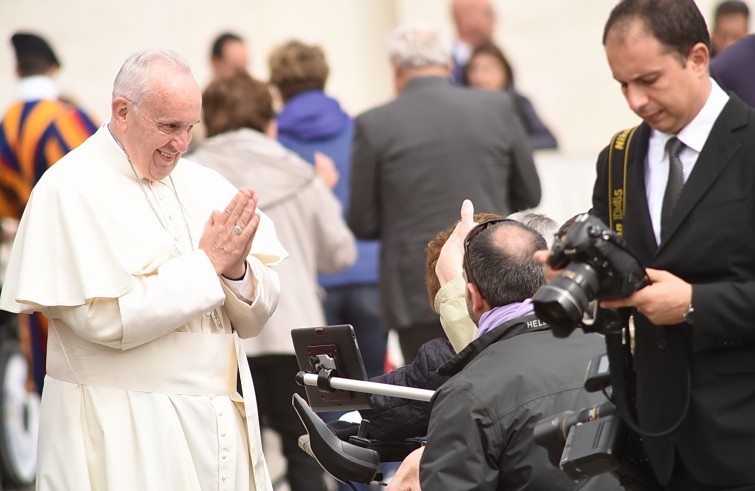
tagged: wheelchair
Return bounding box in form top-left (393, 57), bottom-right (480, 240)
top-left (291, 358), bottom-right (432, 487)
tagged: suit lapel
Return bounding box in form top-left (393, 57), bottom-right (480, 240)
top-left (625, 124), bottom-right (658, 261)
top-left (656, 97), bottom-right (748, 253)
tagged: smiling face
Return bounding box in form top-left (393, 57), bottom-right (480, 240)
top-left (605, 19), bottom-right (710, 135)
top-left (113, 62), bottom-right (201, 181)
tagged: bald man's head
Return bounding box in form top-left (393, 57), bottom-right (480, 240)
top-left (452, 0), bottom-right (497, 47)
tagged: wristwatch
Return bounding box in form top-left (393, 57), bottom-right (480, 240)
top-left (682, 303), bottom-right (695, 325)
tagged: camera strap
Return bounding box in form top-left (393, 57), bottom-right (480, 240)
top-left (607, 126), bottom-right (639, 237)
top-left (605, 315), bottom-right (691, 438)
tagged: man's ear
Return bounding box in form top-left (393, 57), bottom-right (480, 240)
top-left (111, 96), bottom-right (129, 130)
top-left (688, 42), bottom-right (710, 76)
top-left (393, 62), bottom-right (407, 94)
top-left (466, 281), bottom-right (487, 319)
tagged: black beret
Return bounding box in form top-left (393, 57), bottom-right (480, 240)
top-left (11, 32), bottom-right (60, 68)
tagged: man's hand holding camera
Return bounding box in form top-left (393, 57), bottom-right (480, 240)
top-left (601, 268), bottom-right (692, 326)
top-left (533, 250), bottom-right (560, 283)
top-left (534, 253), bottom-right (693, 326)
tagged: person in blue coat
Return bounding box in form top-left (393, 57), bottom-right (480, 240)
top-left (270, 40), bottom-right (386, 379)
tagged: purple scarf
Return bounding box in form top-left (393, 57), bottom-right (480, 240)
top-left (474, 299), bottom-right (535, 340)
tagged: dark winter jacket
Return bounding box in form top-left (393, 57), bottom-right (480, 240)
top-left (420, 314), bottom-right (619, 490)
top-left (359, 337), bottom-right (455, 441)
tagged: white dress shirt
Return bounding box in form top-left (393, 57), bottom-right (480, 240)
top-left (645, 79), bottom-right (729, 244)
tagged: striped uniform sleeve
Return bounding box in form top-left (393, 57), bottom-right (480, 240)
top-left (0, 100), bottom-right (97, 219)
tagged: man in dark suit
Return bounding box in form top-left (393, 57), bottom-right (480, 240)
top-left (348, 23), bottom-right (540, 363)
top-left (587, 0), bottom-right (755, 488)
top-left (710, 0), bottom-right (750, 57)
top-left (450, 0), bottom-right (497, 85)
top-left (710, 33), bottom-right (755, 108)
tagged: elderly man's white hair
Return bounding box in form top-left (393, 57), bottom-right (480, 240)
top-left (508, 210), bottom-right (559, 249)
top-left (112, 48), bottom-right (193, 107)
top-left (387, 23), bottom-right (451, 70)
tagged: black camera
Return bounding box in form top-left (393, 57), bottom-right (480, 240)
top-left (534, 354), bottom-right (662, 490)
top-left (532, 214), bottom-right (647, 337)
top-left (535, 402), bottom-right (657, 488)
top-left (534, 401), bottom-right (621, 479)
top-left (534, 353), bottom-right (618, 479)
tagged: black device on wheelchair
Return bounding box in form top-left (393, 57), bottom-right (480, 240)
top-left (290, 325), bottom-right (433, 486)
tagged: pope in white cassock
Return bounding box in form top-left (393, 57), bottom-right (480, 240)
top-left (0, 48), bottom-right (287, 490)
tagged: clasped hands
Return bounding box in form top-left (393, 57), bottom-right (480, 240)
top-left (199, 188), bottom-right (260, 280)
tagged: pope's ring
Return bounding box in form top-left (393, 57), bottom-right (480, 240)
top-left (232, 225), bottom-right (242, 235)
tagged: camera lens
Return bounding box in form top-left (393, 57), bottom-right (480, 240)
top-left (533, 262), bottom-right (600, 336)
top-left (533, 409), bottom-right (575, 460)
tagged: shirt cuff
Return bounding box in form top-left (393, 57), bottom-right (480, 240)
top-left (220, 261), bottom-right (256, 304)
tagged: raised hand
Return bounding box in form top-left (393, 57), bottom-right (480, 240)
top-left (314, 151), bottom-right (339, 190)
top-left (435, 199), bottom-right (476, 287)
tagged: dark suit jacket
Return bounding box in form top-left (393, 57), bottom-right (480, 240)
top-left (591, 95), bottom-right (755, 486)
top-left (710, 34), bottom-right (755, 108)
top-left (451, 52), bottom-right (467, 85)
top-left (348, 76), bottom-right (540, 331)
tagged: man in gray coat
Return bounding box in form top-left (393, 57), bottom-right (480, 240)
top-left (348, 23), bottom-right (541, 362)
